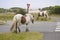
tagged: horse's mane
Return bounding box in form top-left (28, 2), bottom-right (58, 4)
top-left (21, 15), bottom-right (26, 24)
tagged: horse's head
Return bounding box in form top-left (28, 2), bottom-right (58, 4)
top-left (28, 14), bottom-right (34, 23)
top-left (26, 14), bottom-right (34, 23)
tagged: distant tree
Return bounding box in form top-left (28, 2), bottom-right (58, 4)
top-left (0, 8), bottom-right (6, 13)
top-left (49, 6), bottom-right (60, 14)
top-left (42, 6), bottom-right (54, 10)
top-left (42, 6), bottom-right (60, 15)
top-left (38, 8), bottom-right (41, 11)
top-left (10, 7), bottom-right (27, 15)
top-left (54, 6), bottom-right (60, 14)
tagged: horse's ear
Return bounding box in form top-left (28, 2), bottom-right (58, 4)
top-left (33, 15), bottom-right (34, 17)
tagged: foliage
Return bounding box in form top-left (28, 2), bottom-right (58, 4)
top-left (42, 6), bottom-right (54, 10)
top-left (0, 20), bottom-right (6, 25)
top-left (0, 13), bottom-right (14, 21)
top-left (32, 13), bottom-right (52, 22)
top-left (0, 8), bottom-right (6, 13)
top-left (10, 7), bottom-right (27, 15)
top-left (0, 7), bottom-right (27, 15)
top-left (42, 6), bottom-right (60, 15)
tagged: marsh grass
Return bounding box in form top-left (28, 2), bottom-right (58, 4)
top-left (0, 13), bottom-right (58, 22)
top-left (50, 14), bottom-right (60, 18)
top-left (0, 13), bottom-right (14, 21)
top-left (0, 20), bottom-right (6, 25)
top-left (32, 13), bottom-right (52, 22)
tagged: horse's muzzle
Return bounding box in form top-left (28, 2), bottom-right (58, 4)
top-left (32, 19), bottom-right (34, 23)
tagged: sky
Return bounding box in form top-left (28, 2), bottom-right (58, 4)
top-left (0, 0), bottom-right (60, 9)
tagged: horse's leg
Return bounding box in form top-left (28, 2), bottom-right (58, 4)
top-left (37, 15), bottom-right (39, 20)
top-left (10, 21), bottom-right (15, 31)
top-left (44, 14), bottom-right (47, 21)
top-left (37, 13), bottom-right (41, 20)
top-left (26, 23), bottom-right (29, 32)
top-left (10, 23), bottom-right (14, 31)
top-left (18, 27), bottom-right (20, 32)
top-left (17, 23), bottom-right (20, 32)
top-left (15, 21), bottom-right (17, 33)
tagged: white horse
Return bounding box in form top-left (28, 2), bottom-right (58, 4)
top-left (37, 10), bottom-right (49, 20)
top-left (10, 14), bottom-right (34, 33)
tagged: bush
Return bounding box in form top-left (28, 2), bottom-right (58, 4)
top-left (10, 7), bottom-right (27, 15)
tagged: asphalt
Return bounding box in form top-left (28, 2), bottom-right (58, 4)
top-left (42, 32), bottom-right (60, 40)
top-left (0, 21), bottom-right (57, 33)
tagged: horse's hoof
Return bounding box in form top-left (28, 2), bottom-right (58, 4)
top-left (19, 30), bottom-right (21, 32)
top-left (26, 29), bottom-right (29, 32)
top-left (15, 31), bottom-right (18, 33)
top-left (10, 29), bottom-right (12, 31)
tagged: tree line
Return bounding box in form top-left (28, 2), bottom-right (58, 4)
top-left (0, 6), bottom-right (60, 15)
top-left (0, 7), bottom-right (27, 15)
top-left (42, 6), bottom-right (60, 15)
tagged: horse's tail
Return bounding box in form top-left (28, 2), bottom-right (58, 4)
top-left (10, 17), bottom-right (16, 31)
top-left (10, 22), bottom-right (14, 31)
top-left (21, 15), bottom-right (26, 24)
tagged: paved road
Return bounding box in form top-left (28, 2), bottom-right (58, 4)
top-left (42, 32), bottom-right (60, 40)
top-left (0, 21), bottom-right (57, 33)
top-left (55, 22), bottom-right (60, 32)
top-left (42, 17), bottom-right (60, 40)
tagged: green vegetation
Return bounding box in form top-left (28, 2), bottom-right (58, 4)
top-left (0, 7), bottom-right (27, 15)
top-left (0, 13), bottom-right (51, 21)
top-left (0, 20), bottom-right (6, 25)
top-left (50, 14), bottom-right (60, 18)
top-left (37, 17), bottom-right (51, 21)
top-left (0, 7), bottom-right (27, 21)
top-left (0, 13), bottom-right (14, 21)
top-left (10, 7), bottom-right (27, 15)
top-left (0, 6), bottom-right (60, 15)
top-left (0, 32), bottom-right (43, 40)
top-left (0, 6), bottom-right (60, 21)
top-left (0, 13), bottom-right (60, 22)
top-left (32, 13), bottom-right (51, 22)
top-left (42, 6), bottom-right (60, 15)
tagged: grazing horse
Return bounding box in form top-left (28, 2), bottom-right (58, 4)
top-left (37, 11), bottom-right (49, 20)
top-left (10, 14), bottom-right (34, 33)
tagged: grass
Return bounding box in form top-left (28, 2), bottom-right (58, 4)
top-left (37, 17), bottom-right (51, 21)
top-left (0, 32), bottom-right (43, 40)
top-left (0, 13), bottom-right (14, 21)
top-left (32, 13), bottom-right (52, 22)
top-left (0, 13), bottom-right (60, 22)
top-left (0, 13), bottom-right (14, 25)
top-left (0, 20), bottom-right (6, 25)
top-left (50, 14), bottom-right (60, 18)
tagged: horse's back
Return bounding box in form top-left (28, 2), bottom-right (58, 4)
top-left (13, 14), bottom-right (23, 22)
top-left (13, 14), bottom-right (34, 24)
top-left (15, 14), bottom-right (23, 19)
